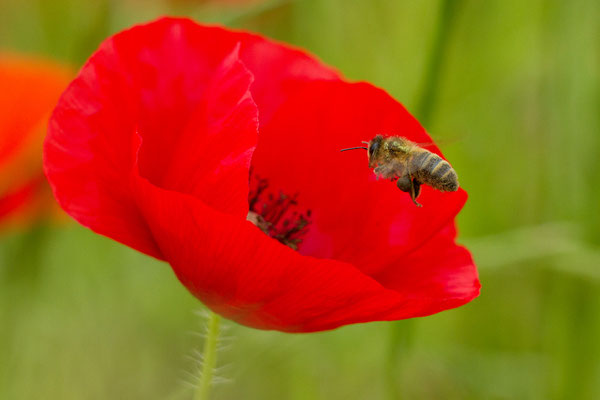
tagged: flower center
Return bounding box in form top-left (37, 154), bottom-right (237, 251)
top-left (247, 174), bottom-right (311, 251)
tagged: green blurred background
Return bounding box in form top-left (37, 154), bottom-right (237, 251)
top-left (1, 0), bottom-right (599, 399)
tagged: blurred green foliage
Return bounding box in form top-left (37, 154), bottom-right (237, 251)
top-left (1, 0), bottom-right (599, 399)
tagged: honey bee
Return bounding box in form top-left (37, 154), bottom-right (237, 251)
top-left (341, 135), bottom-right (459, 207)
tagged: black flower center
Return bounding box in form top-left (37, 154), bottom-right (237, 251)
top-left (247, 173), bottom-right (311, 251)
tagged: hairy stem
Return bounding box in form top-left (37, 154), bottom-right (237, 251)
top-left (194, 311), bottom-right (221, 400)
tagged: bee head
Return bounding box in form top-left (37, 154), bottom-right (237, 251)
top-left (367, 135), bottom-right (384, 167)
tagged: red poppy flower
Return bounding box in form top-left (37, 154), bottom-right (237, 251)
top-left (44, 18), bottom-right (479, 332)
top-left (0, 55), bottom-right (70, 229)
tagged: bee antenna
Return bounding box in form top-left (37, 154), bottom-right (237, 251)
top-left (340, 147), bottom-right (368, 152)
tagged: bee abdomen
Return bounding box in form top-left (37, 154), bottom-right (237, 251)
top-left (411, 151), bottom-right (459, 192)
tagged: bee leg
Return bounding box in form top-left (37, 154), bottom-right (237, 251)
top-left (409, 178), bottom-right (422, 207)
top-left (397, 176), bottom-right (421, 206)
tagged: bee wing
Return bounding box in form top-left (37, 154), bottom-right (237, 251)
top-left (414, 137), bottom-right (460, 151)
top-left (374, 160), bottom-right (407, 180)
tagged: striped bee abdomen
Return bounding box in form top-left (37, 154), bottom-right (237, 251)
top-left (410, 150), bottom-right (459, 192)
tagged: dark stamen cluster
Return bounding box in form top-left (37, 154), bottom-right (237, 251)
top-left (248, 174), bottom-right (311, 251)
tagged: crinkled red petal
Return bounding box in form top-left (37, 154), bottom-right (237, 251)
top-left (133, 170), bottom-right (477, 332)
top-left (233, 31), bottom-right (340, 125)
top-left (251, 80), bottom-right (468, 276)
top-left (45, 18), bottom-right (270, 258)
top-left (373, 223), bottom-right (480, 307)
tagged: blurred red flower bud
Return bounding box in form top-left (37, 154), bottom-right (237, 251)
top-left (44, 18), bottom-right (479, 332)
top-left (0, 55), bottom-right (70, 230)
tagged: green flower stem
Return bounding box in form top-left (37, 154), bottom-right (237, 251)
top-left (415, 0), bottom-right (463, 128)
top-left (194, 311), bottom-right (221, 400)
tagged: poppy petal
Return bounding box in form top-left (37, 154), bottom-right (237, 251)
top-left (0, 55), bottom-right (70, 228)
top-left (133, 171), bottom-right (476, 332)
top-left (234, 33), bottom-right (340, 125)
top-left (251, 80), bottom-right (467, 275)
top-left (0, 55), bottom-right (70, 174)
top-left (45, 18), bottom-right (260, 258)
top-left (373, 223), bottom-right (479, 310)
